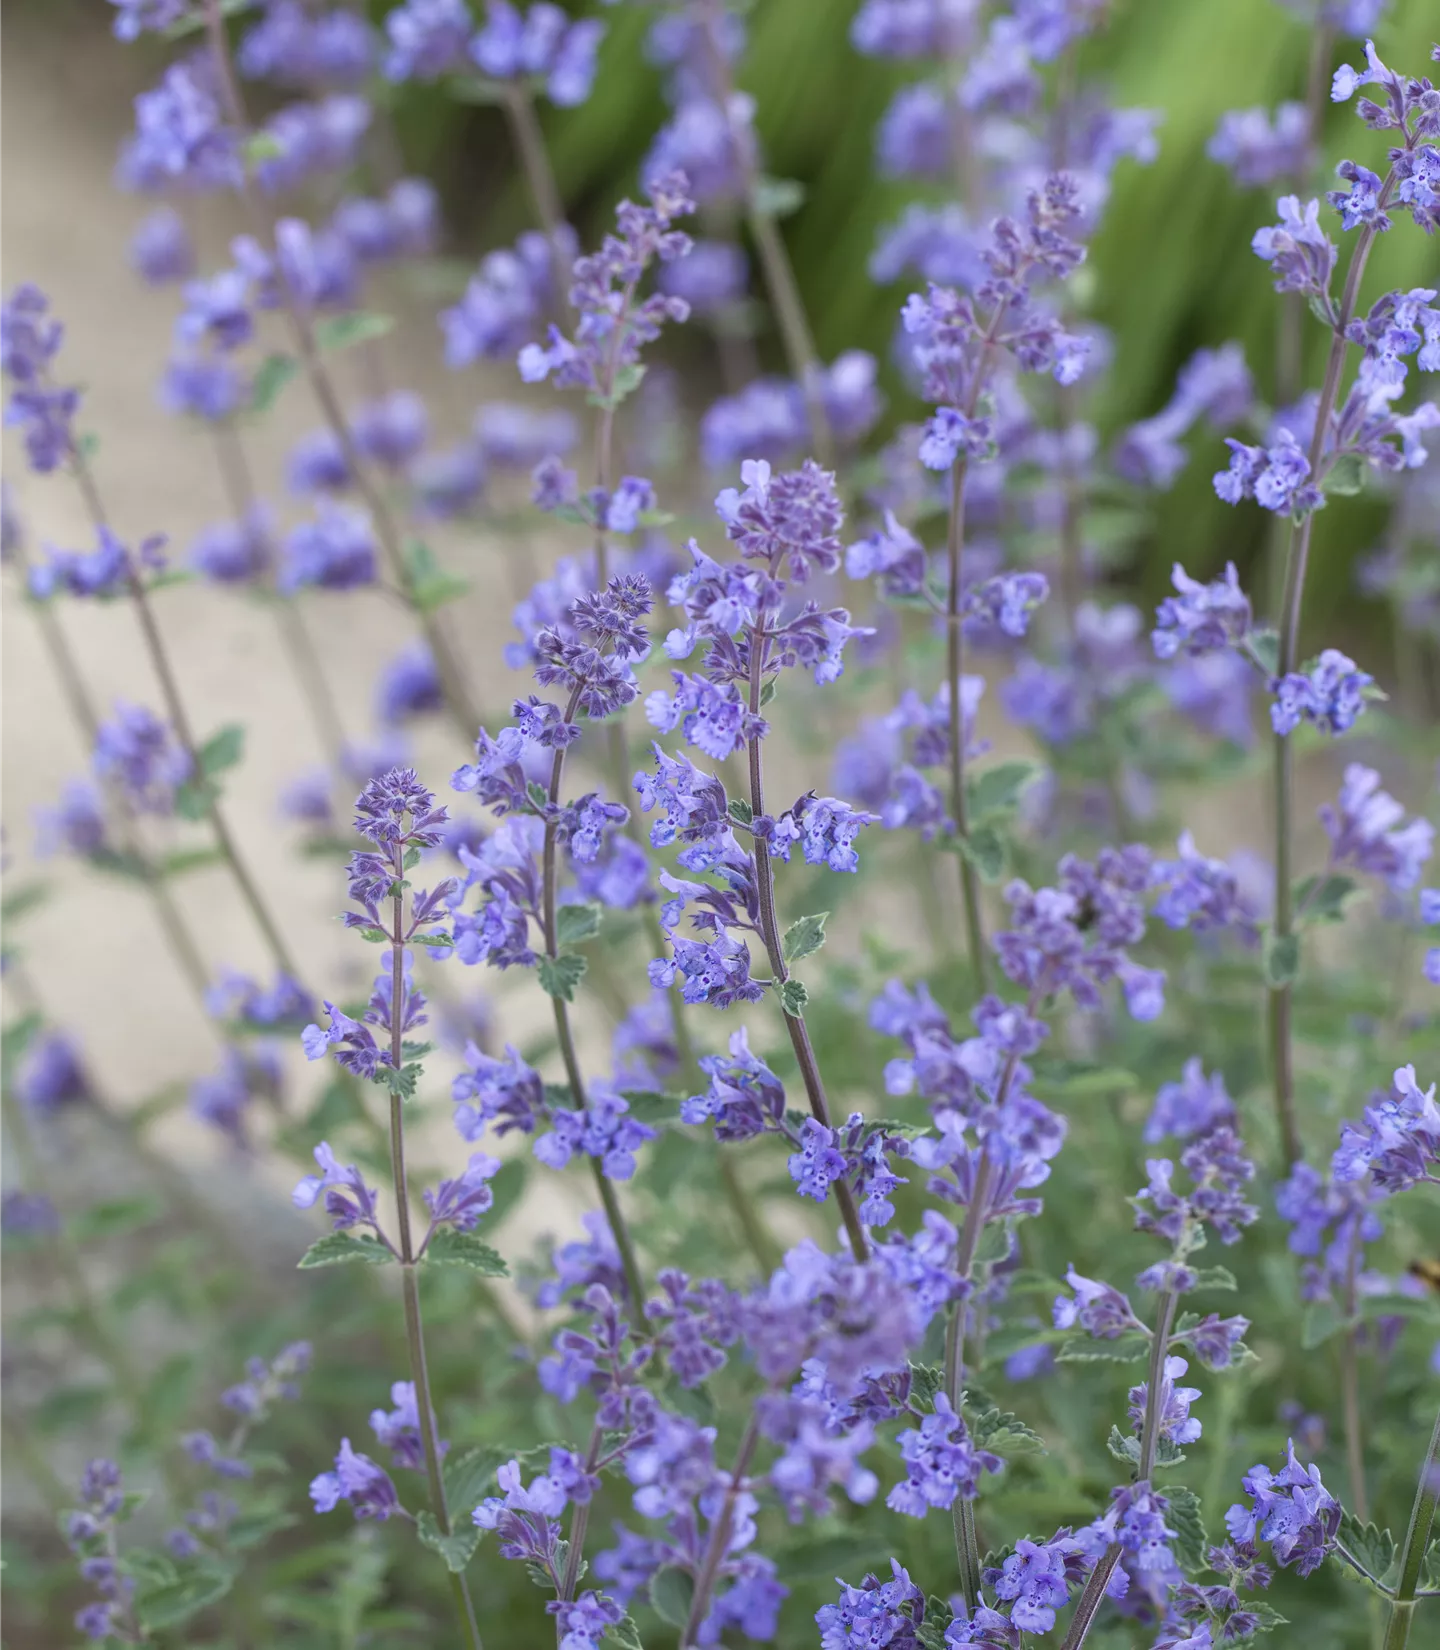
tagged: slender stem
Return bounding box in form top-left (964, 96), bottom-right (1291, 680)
top-left (698, 0), bottom-right (833, 464)
top-left (1268, 171), bottom-right (1395, 1162)
top-left (557, 1422), bottom-right (604, 1608)
top-left (945, 459), bottom-right (988, 994)
top-left (1340, 1243), bottom-right (1369, 1521)
top-left (1060, 1289), bottom-right (1179, 1650)
top-left (202, 0), bottom-right (481, 741)
top-left (679, 1415), bottom-right (761, 1648)
top-left (210, 421), bottom-right (350, 770)
top-left (501, 83), bottom-right (572, 310)
top-left (542, 687), bottom-right (648, 1323)
top-left (1383, 1404), bottom-right (1440, 1650)
top-left (744, 611), bottom-right (868, 1261)
top-left (385, 882), bottom-right (483, 1650)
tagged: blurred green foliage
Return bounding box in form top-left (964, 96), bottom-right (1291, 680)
top-left (405, 0), bottom-right (1438, 642)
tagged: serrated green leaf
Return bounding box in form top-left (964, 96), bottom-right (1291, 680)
top-left (967, 760), bottom-right (1042, 821)
top-left (1301, 1299), bottom-right (1345, 1349)
top-left (173, 778), bottom-right (218, 821)
top-left (1058, 1334), bottom-right (1150, 1365)
top-left (1294, 872), bottom-right (1364, 926)
top-left (442, 1447), bottom-right (505, 1519)
top-left (538, 954), bottom-right (587, 1002)
top-left (249, 353), bottom-right (299, 416)
top-left (136, 1564), bottom-right (236, 1630)
top-left (1244, 1601), bottom-right (1290, 1637)
top-left (908, 1363), bottom-right (944, 1407)
top-left (1338, 1510), bottom-right (1396, 1588)
top-left (957, 821), bottom-right (1007, 883)
top-left (780, 978), bottom-right (809, 1017)
top-left (557, 903), bottom-right (604, 948)
top-left (609, 1616), bottom-right (645, 1650)
top-left (1189, 1265), bottom-right (1237, 1291)
top-left (650, 1566), bottom-right (694, 1630)
top-left (1324, 451), bottom-right (1367, 496)
top-left (971, 1406), bottom-right (1045, 1456)
top-left (1248, 627), bottom-right (1280, 677)
top-left (759, 674), bottom-right (778, 706)
top-left (728, 798), bottom-right (754, 824)
top-left (423, 1228), bottom-right (508, 1275)
top-left (1107, 1425), bottom-right (1142, 1466)
top-left (416, 931), bottom-right (455, 950)
top-left (588, 362), bottom-right (647, 411)
top-left (314, 312), bottom-right (394, 352)
top-left (1166, 1484), bottom-right (1208, 1576)
top-left (527, 780), bottom-right (550, 810)
top-left (783, 912), bottom-right (829, 965)
top-left (1262, 930), bottom-right (1300, 988)
top-left (618, 1090), bottom-right (680, 1127)
top-left (357, 925), bottom-right (389, 943)
top-left (383, 1062), bottom-right (421, 1100)
top-left (973, 1219), bottom-right (1014, 1265)
top-left (415, 1512), bottom-right (483, 1573)
top-left (297, 1233), bottom-right (393, 1269)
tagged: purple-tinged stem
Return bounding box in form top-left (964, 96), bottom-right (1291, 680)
top-left (202, 0), bottom-right (482, 741)
top-left (209, 421), bottom-right (351, 772)
top-left (556, 1420), bottom-right (604, 1613)
top-left (1383, 1404), bottom-right (1440, 1650)
top-left (678, 1414), bottom-right (761, 1648)
top-left (1340, 1241), bottom-right (1369, 1521)
top-left (500, 82), bottom-right (573, 311)
top-left (697, 0), bottom-right (833, 465)
top-left (1268, 165), bottom-right (1397, 1164)
top-left (385, 878), bottom-right (484, 1650)
top-left (1058, 1287), bottom-right (1180, 1649)
top-left (945, 459), bottom-right (989, 996)
top-left (63, 434), bottom-right (302, 984)
top-left (541, 685), bottom-right (648, 1324)
top-left (745, 606), bottom-right (868, 1262)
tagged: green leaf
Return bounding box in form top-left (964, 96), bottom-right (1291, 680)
top-left (416, 931), bottom-right (455, 950)
top-left (588, 362), bottom-right (647, 411)
top-left (728, 798), bottom-right (754, 824)
top-left (1324, 451), bottom-right (1367, 497)
top-left (1294, 872), bottom-right (1364, 926)
top-left (443, 1447), bottom-right (505, 1520)
top-left (557, 903), bottom-right (604, 948)
top-left (753, 176), bottom-right (806, 218)
top-left (1248, 627), bottom-right (1280, 677)
top-left (1301, 1299), bottom-right (1345, 1349)
top-left (782, 911), bottom-right (829, 965)
top-left (908, 1363), bottom-right (944, 1409)
top-left (973, 1220), bottom-right (1014, 1265)
top-left (136, 1564), bottom-right (236, 1630)
top-left (297, 1233), bottom-right (393, 1269)
top-left (70, 1196), bottom-right (163, 1243)
top-left (527, 780), bottom-right (550, 810)
top-left (780, 978), bottom-right (809, 1017)
top-left (2, 879), bottom-right (50, 924)
top-left (538, 954), bottom-right (587, 1002)
top-left (1245, 1601), bottom-right (1290, 1637)
top-left (249, 353), bottom-right (299, 416)
top-left (1338, 1510), bottom-right (1397, 1588)
top-left (967, 760), bottom-right (1041, 821)
top-left (243, 131), bottom-right (284, 162)
top-left (173, 778), bottom-right (219, 821)
top-left (423, 1228), bottom-right (508, 1275)
top-left (609, 1616), bottom-right (645, 1650)
top-left (1106, 1425), bottom-right (1142, 1466)
top-left (759, 674), bottom-right (778, 706)
top-left (618, 1090), bottom-right (680, 1128)
top-left (314, 312), bottom-right (394, 353)
top-left (197, 725), bottom-right (245, 777)
top-left (957, 821), bottom-right (1007, 883)
top-left (383, 1062), bottom-right (422, 1101)
top-left (1262, 930), bottom-right (1300, 988)
top-left (649, 1566), bottom-right (695, 1630)
top-left (1166, 1485), bottom-right (1209, 1576)
top-left (970, 1406), bottom-right (1045, 1457)
top-left (1058, 1334), bottom-right (1149, 1365)
top-left (485, 1157), bottom-right (528, 1227)
top-left (356, 925), bottom-right (389, 943)
top-left (415, 1512), bottom-right (483, 1573)
top-left (1189, 1265), bottom-right (1237, 1291)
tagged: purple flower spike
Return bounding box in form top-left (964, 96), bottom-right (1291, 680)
top-left (1225, 1440), bottom-right (1341, 1576)
top-left (310, 1439), bottom-right (400, 1521)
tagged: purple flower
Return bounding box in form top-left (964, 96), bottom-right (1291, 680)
top-left (189, 508), bottom-right (273, 584)
top-left (1208, 103), bottom-right (1311, 187)
top-left (282, 505), bottom-right (376, 591)
top-left (987, 1534), bottom-right (1088, 1633)
top-left (1270, 648), bottom-right (1373, 736)
top-left (310, 1439), bottom-right (400, 1521)
top-left (375, 643), bottom-right (443, 726)
top-left (292, 1142), bottom-right (385, 1237)
top-left (1128, 1354), bottom-right (1203, 1445)
top-left (352, 392), bottom-right (429, 469)
top-left (1116, 343), bottom-right (1255, 489)
top-left (471, 3), bottom-right (607, 108)
top-left (92, 702), bottom-right (191, 813)
top-left (1333, 1064), bottom-right (1440, 1193)
top-left (1150, 833), bottom-right (1259, 938)
top-left (658, 238), bottom-right (749, 314)
top-left (129, 61), bottom-right (242, 191)
top-left (964, 571), bottom-right (1049, 638)
top-left (1053, 1265), bottom-right (1144, 1338)
top-left (189, 1046), bottom-right (280, 1148)
top-left (370, 1380), bottom-right (447, 1472)
top-left (108, 0), bottom-right (186, 38)
top-left (1225, 1440), bottom-right (1340, 1576)
top-left (534, 1089), bottom-right (658, 1181)
top-left (1250, 195), bottom-right (1336, 301)
top-left (239, 3), bottom-right (376, 90)
top-left (546, 1590), bottom-right (624, 1649)
top-left (424, 1151), bottom-right (503, 1233)
top-left (682, 1026), bottom-right (786, 1140)
top-left (128, 206), bottom-right (194, 283)
top-left (1320, 764), bottom-right (1434, 893)
top-left (35, 780), bottom-right (109, 860)
top-left (1135, 1126), bottom-right (1259, 1248)
top-left (886, 1393), bottom-right (1002, 1516)
top-left (815, 1560), bottom-right (924, 1648)
top-left (759, 794), bottom-right (879, 874)
top-left (1146, 1059), bottom-right (1237, 1144)
top-left (382, 0), bottom-right (472, 82)
top-left (1152, 563), bottom-right (1252, 658)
